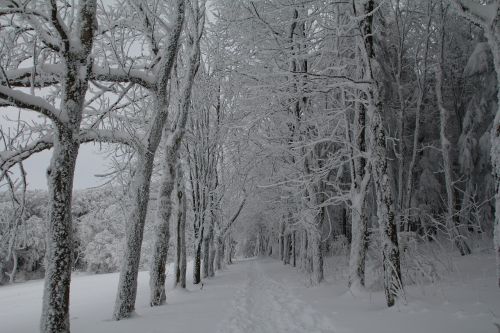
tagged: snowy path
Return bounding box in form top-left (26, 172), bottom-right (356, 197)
top-left (1, 255), bottom-right (498, 332)
top-left (216, 259), bottom-right (335, 333)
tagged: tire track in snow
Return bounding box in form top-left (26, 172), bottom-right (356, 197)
top-left (216, 260), bottom-right (335, 333)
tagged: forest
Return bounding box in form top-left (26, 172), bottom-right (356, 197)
top-left (0, 0), bottom-right (499, 332)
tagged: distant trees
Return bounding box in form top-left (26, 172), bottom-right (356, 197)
top-left (211, 0), bottom-right (498, 306)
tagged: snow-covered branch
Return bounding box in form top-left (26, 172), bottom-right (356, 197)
top-left (91, 65), bottom-right (156, 90)
top-left (0, 128), bottom-right (134, 175)
top-left (0, 134), bottom-right (52, 174)
top-left (0, 86), bottom-right (66, 123)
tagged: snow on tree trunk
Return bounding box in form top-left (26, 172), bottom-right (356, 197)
top-left (224, 234), bottom-right (233, 265)
top-left (311, 228), bottom-right (324, 284)
top-left (215, 234), bottom-right (224, 271)
top-left (348, 95), bottom-right (370, 290)
top-left (354, 0), bottom-right (402, 307)
top-left (114, 152), bottom-right (156, 318)
top-left (40, 2), bottom-right (98, 330)
top-left (300, 229), bottom-right (311, 273)
top-left (369, 98), bottom-right (402, 307)
top-left (41, 130), bottom-right (80, 333)
top-left (149, 141), bottom-right (177, 306)
top-left (348, 193), bottom-right (368, 290)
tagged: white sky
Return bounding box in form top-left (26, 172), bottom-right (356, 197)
top-left (13, 145), bottom-right (110, 190)
top-left (1, 110), bottom-right (110, 190)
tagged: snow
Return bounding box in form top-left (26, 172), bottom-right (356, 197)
top-left (1, 254), bottom-right (499, 333)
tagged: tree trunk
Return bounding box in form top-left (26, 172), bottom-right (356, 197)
top-left (114, 152), bottom-right (156, 318)
top-left (348, 97), bottom-right (370, 290)
top-left (202, 221), bottom-right (212, 278)
top-left (40, 6), bottom-right (98, 325)
top-left (370, 102), bottom-right (402, 307)
top-left (348, 195), bottom-right (368, 289)
top-left (175, 163), bottom-right (187, 288)
top-left (208, 230), bottom-right (216, 277)
top-left (356, 0), bottom-right (402, 307)
top-left (215, 234), bottom-right (224, 271)
top-left (149, 142), bottom-right (177, 306)
top-left (311, 228), bottom-right (324, 284)
top-left (279, 220), bottom-right (285, 261)
top-left (193, 225), bottom-right (203, 284)
top-left (41, 130), bottom-right (80, 333)
top-left (283, 232), bottom-right (291, 265)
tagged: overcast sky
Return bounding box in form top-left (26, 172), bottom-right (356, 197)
top-left (1, 110), bottom-right (110, 190)
top-left (19, 145), bottom-right (110, 190)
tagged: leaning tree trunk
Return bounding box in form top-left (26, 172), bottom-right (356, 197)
top-left (114, 151), bottom-right (156, 318)
top-left (149, 142), bottom-right (177, 306)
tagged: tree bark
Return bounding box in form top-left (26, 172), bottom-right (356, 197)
top-left (149, 142), bottom-right (176, 306)
top-left (175, 162), bottom-right (187, 288)
top-left (41, 129), bottom-right (80, 333)
top-left (40, 2), bottom-right (98, 330)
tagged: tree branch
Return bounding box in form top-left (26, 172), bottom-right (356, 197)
top-left (0, 85), bottom-right (66, 123)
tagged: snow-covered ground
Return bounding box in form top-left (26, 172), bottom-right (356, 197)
top-left (0, 254), bottom-right (499, 333)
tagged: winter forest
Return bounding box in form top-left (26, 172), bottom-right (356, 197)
top-left (0, 0), bottom-right (499, 332)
